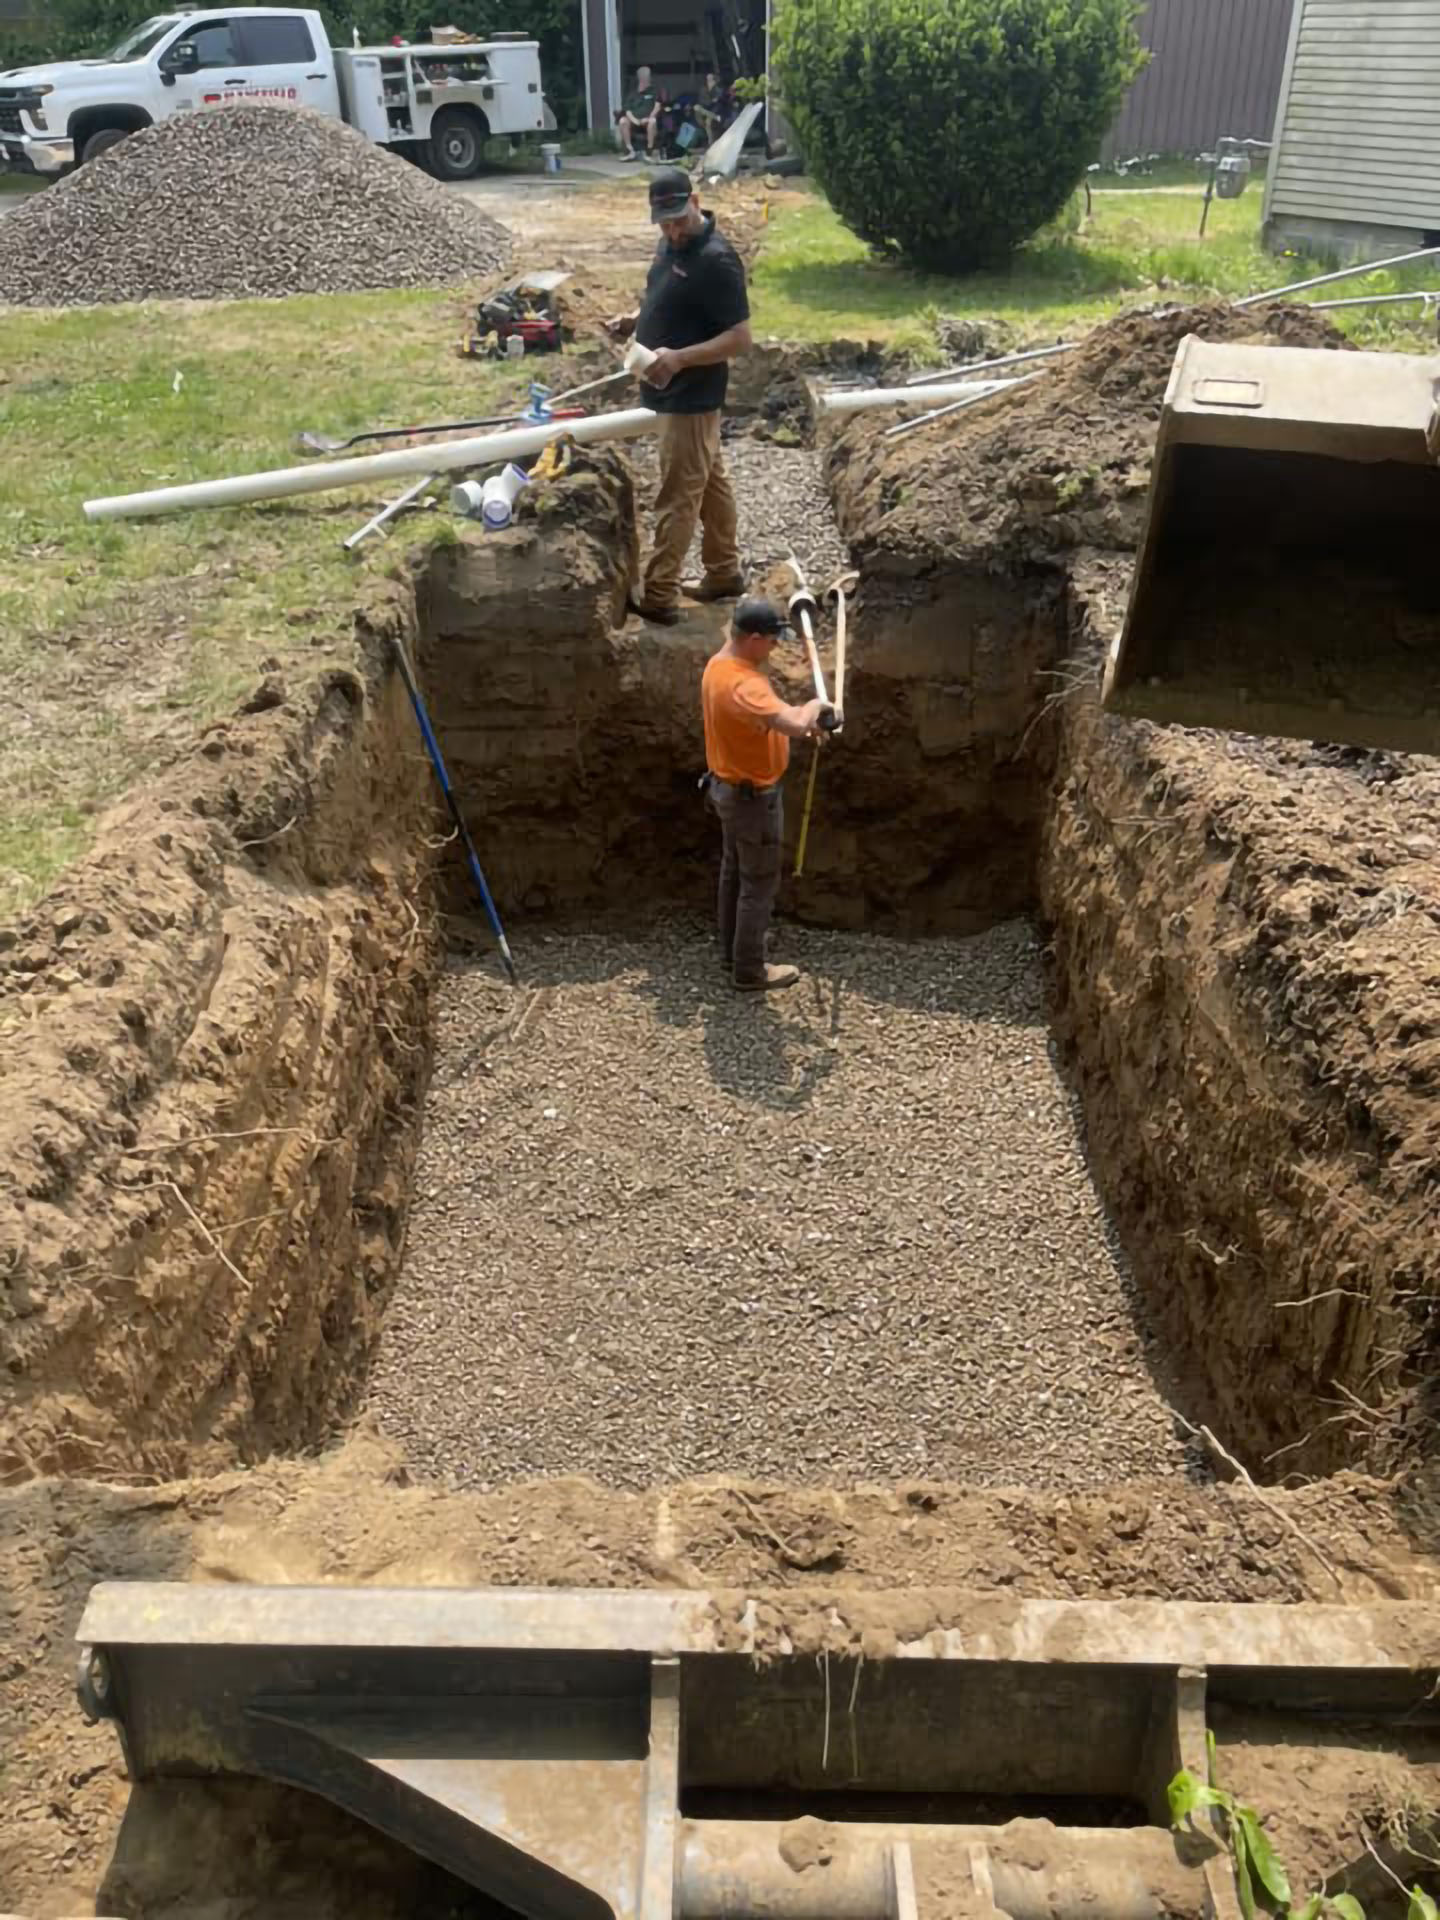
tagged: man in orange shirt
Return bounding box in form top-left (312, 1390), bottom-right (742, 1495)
top-left (701, 598), bottom-right (831, 991)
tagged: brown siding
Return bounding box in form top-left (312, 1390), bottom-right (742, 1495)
top-left (1101, 0), bottom-right (1294, 161)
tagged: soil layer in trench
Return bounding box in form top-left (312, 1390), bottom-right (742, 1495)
top-left (367, 916), bottom-right (1189, 1491)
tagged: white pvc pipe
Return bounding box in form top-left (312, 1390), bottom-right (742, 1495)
top-left (904, 340), bottom-right (1078, 386)
top-left (1236, 244), bottom-right (1440, 309)
top-left (84, 408), bottom-right (659, 522)
top-left (1310, 289), bottom-right (1439, 312)
top-left (885, 367), bottom-right (1048, 439)
top-left (818, 380), bottom-right (1017, 415)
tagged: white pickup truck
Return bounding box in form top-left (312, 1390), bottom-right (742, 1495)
top-left (0, 7), bottom-right (552, 179)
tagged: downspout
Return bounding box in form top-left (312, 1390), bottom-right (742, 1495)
top-left (580, 0), bottom-right (594, 131)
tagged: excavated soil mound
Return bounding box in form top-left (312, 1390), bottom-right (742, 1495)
top-left (0, 103), bottom-right (511, 306)
top-left (827, 302), bottom-right (1349, 572)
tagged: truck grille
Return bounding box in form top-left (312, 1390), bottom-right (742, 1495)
top-left (0, 106), bottom-right (24, 134)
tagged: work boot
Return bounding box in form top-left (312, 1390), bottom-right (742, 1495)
top-left (684, 575), bottom-right (746, 602)
top-left (734, 963), bottom-right (799, 992)
top-left (627, 595), bottom-right (680, 627)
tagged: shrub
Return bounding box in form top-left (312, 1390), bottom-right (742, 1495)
top-left (773, 0), bottom-right (1145, 272)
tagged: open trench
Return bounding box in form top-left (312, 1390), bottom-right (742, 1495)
top-left (3, 416), bottom-right (1440, 1916)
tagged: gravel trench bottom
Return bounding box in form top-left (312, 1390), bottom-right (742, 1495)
top-left (367, 919), bottom-right (1189, 1492)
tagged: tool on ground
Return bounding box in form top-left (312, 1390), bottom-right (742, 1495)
top-left (390, 635), bottom-right (517, 984)
top-left (73, 1579), bottom-right (1440, 1920)
top-left (1103, 337), bottom-right (1440, 755)
top-left (343, 473), bottom-right (438, 551)
top-left (462, 282), bottom-right (564, 359)
top-left (298, 406), bottom-right (585, 458)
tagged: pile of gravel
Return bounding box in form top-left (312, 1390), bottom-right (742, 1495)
top-left (0, 103), bottom-right (511, 306)
top-left (368, 918), bottom-right (1189, 1494)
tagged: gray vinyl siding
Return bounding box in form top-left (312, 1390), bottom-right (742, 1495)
top-left (1102, 0), bottom-right (1293, 162)
top-left (1267, 0), bottom-right (1440, 232)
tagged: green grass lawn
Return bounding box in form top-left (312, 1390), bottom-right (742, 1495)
top-left (0, 290), bottom-right (520, 914)
top-left (750, 184), bottom-right (1440, 354)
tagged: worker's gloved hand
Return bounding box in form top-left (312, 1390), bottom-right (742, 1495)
top-left (817, 705), bottom-right (841, 733)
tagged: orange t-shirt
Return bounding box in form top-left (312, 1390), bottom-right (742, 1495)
top-left (702, 652), bottom-right (790, 788)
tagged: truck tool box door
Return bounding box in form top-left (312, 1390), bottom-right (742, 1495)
top-left (235, 14), bottom-right (336, 113)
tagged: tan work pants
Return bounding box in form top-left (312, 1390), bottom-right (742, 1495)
top-left (642, 410), bottom-right (741, 610)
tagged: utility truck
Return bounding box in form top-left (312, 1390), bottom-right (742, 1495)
top-left (0, 8), bottom-right (552, 178)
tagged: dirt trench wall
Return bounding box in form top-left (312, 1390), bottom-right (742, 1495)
top-left (796, 566), bottom-right (1064, 932)
top-left (0, 599), bottom-right (437, 1484)
top-left (1040, 556), bottom-right (1440, 1478)
top-left (424, 452), bottom-right (1061, 934)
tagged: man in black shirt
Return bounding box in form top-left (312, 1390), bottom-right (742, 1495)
top-left (609, 168), bottom-right (752, 624)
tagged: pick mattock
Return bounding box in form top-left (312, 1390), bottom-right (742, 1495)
top-left (824, 570), bottom-right (859, 731)
top-left (787, 555), bottom-right (848, 880)
top-left (785, 553), bottom-right (831, 709)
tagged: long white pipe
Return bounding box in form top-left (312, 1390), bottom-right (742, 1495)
top-left (1237, 244), bottom-right (1440, 309)
top-left (1309, 289), bottom-right (1439, 312)
top-left (885, 367), bottom-right (1048, 439)
top-left (84, 408), bottom-right (659, 522)
top-left (818, 380), bottom-right (1017, 416)
top-left (904, 340), bottom-right (1078, 386)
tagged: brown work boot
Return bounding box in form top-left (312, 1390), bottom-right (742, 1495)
top-left (734, 963), bottom-right (799, 992)
top-left (684, 575), bottom-right (746, 602)
top-left (626, 595), bottom-right (680, 627)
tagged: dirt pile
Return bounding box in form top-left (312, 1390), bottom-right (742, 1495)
top-left (827, 302), bottom-right (1348, 574)
top-left (0, 594), bottom-right (437, 1484)
top-left (1043, 567), bottom-right (1440, 1478)
top-left (0, 103), bottom-right (511, 306)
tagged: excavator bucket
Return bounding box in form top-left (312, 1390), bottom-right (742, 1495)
top-left (1102, 338), bottom-right (1440, 753)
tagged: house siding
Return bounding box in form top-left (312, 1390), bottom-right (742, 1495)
top-left (1266, 0), bottom-right (1440, 236)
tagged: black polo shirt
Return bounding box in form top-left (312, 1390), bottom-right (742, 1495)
top-left (635, 213), bottom-right (749, 415)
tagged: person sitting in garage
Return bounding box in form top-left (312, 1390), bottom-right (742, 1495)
top-left (617, 67), bottom-right (661, 161)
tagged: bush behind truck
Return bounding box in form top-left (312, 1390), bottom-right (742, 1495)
top-left (0, 2), bottom-right (572, 175)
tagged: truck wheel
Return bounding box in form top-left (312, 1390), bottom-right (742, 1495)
top-left (429, 109), bottom-right (485, 180)
top-left (81, 127), bottom-right (131, 165)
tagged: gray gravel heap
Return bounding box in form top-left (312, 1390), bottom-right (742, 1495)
top-left (369, 918), bottom-right (1189, 1493)
top-left (0, 103), bottom-right (511, 306)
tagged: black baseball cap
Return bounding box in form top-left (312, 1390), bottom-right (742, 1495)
top-left (649, 166), bottom-right (695, 221)
top-left (734, 597), bottom-right (790, 637)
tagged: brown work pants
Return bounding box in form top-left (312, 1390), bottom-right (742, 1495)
top-left (709, 778), bottom-right (783, 983)
top-left (642, 410), bottom-right (741, 610)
